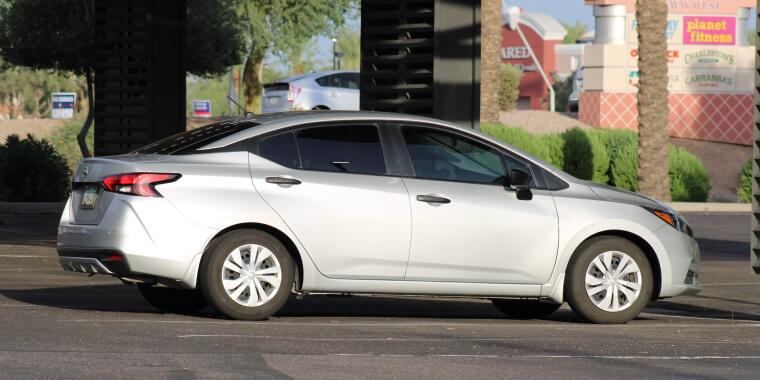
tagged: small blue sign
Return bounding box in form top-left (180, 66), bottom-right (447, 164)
top-left (193, 100), bottom-right (211, 117)
top-left (51, 92), bottom-right (77, 119)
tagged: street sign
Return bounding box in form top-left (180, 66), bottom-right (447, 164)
top-left (51, 92), bottom-right (77, 119)
top-left (193, 100), bottom-right (211, 117)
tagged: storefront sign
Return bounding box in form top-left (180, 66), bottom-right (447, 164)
top-left (628, 15), bottom-right (684, 44)
top-left (628, 45), bottom-right (681, 67)
top-left (627, 70), bottom-right (681, 91)
top-left (683, 16), bottom-right (736, 45)
top-left (682, 69), bottom-right (735, 92)
top-left (501, 46), bottom-right (530, 60)
top-left (683, 45), bottom-right (735, 68)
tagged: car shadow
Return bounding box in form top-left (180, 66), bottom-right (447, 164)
top-left (646, 297), bottom-right (760, 323)
top-left (0, 284), bottom-right (592, 321)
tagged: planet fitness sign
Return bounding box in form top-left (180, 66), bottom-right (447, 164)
top-left (683, 16), bottom-right (736, 45)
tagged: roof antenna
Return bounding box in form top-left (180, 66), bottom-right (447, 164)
top-left (227, 95), bottom-right (255, 116)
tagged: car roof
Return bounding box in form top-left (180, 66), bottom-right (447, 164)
top-left (273, 70), bottom-right (359, 83)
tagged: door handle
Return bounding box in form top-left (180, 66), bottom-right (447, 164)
top-left (329, 92), bottom-right (339, 97)
top-left (416, 194), bottom-right (451, 204)
top-left (266, 176), bottom-right (302, 185)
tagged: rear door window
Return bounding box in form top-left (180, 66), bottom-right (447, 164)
top-left (259, 133), bottom-right (300, 168)
top-left (297, 125), bottom-right (386, 174)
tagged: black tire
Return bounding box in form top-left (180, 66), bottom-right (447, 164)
top-left (200, 230), bottom-right (294, 321)
top-left (491, 299), bottom-right (561, 319)
top-left (565, 236), bottom-right (653, 324)
top-left (137, 283), bottom-right (208, 314)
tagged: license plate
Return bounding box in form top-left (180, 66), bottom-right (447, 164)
top-left (81, 186), bottom-right (98, 209)
top-left (267, 97), bottom-right (279, 106)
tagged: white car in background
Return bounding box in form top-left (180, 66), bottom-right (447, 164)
top-left (262, 70), bottom-right (360, 112)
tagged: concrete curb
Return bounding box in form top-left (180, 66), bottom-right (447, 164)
top-left (666, 202), bottom-right (751, 213)
top-left (0, 202), bottom-right (66, 214)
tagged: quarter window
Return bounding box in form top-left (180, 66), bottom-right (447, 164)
top-left (402, 127), bottom-right (506, 184)
top-left (297, 125), bottom-right (385, 174)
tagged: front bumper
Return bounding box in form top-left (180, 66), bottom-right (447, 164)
top-left (649, 225), bottom-right (702, 298)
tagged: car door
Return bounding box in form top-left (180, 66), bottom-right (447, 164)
top-left (250, 123), bottom-right (412, 280)
top-left (397, 125), bottom-right (559, 284)
top-left (316, 73), bottom-right (359, 110)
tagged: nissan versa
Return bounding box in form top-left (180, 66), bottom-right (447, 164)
top-left (57, 111), bottom-right (701, 323)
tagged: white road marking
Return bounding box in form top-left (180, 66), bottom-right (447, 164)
top-left (327, 354), bottom-right (760, 360)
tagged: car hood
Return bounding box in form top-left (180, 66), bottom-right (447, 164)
top-left (585, 181), bottom-right (670, 211)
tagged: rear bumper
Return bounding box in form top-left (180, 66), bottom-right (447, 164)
top-left (58, 247), bottom-right (134, 275)
top-left (57, 194), bottom-right (218, 286)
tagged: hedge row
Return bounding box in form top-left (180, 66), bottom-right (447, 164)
top-left (738, 158), bottom-right (752, 203)
top-left (481, 124), bottom-right (711, 202)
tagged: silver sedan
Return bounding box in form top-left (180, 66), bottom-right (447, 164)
top-left (57, 111), bottom-right (701, 323)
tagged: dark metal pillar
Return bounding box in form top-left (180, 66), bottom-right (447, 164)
top-left (94, 0), bottom-right (186, 156)
top-left (360, 0), bottom-right (481, 130)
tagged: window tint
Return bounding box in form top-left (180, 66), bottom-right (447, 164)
top-left (297, 125), bottom-right (385, 174)
top-left (314, 73), bottom-right (360, 89)
top-left (403, 127), bottom-right (506, 184)
top-left (259, 133), bottom-right (300, 168)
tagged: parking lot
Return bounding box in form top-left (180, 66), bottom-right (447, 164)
top-left (0, 212), bottom-right (758, 379)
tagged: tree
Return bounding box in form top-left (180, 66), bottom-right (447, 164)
top-left (187, 0), bottom-right (248, 78)
top-left (562, 21), bottom-right (588, 44)
top-left (0, 0), bottom-right (96, 156)
top-left (240, 0), bottom-right (357, 113)
top-left (636, 0), bottom-right (671, 201)
top-left (336, 25), bottom-right (360, 70)
top-left (480, 0), bottom-right (502, 125)
top-left (274, 37), bottom-right (324, 76)
top-left (0, 0), bottom-right (247, 156)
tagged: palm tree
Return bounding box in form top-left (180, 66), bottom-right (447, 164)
top-left (636, 0), bottom-right (671, 201)
top-left (336, 25), bottom-right (360, 70)
top-left (480, 0), bottom-right (501, 126)
top-left (276, 38), bottom-right (324, 76)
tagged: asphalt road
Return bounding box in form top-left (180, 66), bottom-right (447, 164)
top-left (0, 212), bottom-right (758, 379)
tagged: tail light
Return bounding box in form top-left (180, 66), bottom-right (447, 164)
top-left (101, 173), bottom-right (180, 197)
top-left (287, 85), bottom-right (301, 102)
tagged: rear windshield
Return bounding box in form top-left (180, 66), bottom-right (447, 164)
top-left (131, 119), bottom-right (259, 155)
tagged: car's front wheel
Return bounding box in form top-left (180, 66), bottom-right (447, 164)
top-left (200, 230), bottom-right (294, 320)
top-left (491, 299), bottom-right (561, 319)
top-left (565, 236), bottom-right (653, 324)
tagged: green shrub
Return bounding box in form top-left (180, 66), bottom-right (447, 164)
top-left (604, 129), bottom-right (639, 191)
top-left (481, 124), bottom-right (547, 159)
top-left (560, 127), bottom-right (593, 180)
top-left (550, 71), bottom-right (575, 112)
top-left (0, 134), bottom-right (71, 202)
top-left (499, 64), bottom-right (523, 111)
top-left (585, 128), bottom-right (611, 184)
top-left (542, 133), bottom-right (564, 168)
top-left (738, 157), bottom-right (752, 203)
top-left (669, 145), bottom-right (710, 202)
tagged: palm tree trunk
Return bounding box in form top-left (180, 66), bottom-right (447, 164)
top-left (480, 0), bottom-right (501, 125)
top-left (636, 0), bottom-right (671, 201)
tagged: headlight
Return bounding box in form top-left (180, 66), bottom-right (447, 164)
top-left (643, 206), bottom-right (692, 236)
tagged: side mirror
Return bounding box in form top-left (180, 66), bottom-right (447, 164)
top-left (510, 168), bottom-right (533, 201)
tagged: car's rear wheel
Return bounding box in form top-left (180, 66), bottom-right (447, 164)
top-left (565, 236), bottom-right (653, 324)
top-left (491, 299), bottom-right (561, 319)
top-left (137, 283), bottom-right (208, 314)
top-left (200, 230), bottom-right (294, 320)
